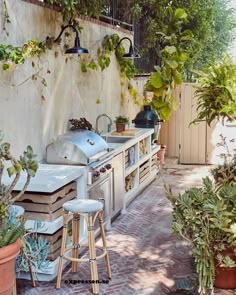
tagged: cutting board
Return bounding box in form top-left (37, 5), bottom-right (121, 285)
top-left (111, 129), bottom-right (140, 136)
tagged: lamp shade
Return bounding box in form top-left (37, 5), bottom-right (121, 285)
top-left (65, 46), bottom-right (89, 55)
top-left (54, 24), bottom-right (89, 55)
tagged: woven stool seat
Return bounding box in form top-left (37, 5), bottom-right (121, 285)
top-left (63, 199), bottom-right (103, 213)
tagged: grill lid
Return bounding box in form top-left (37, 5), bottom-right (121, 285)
top-left (52, 130), bottom-right (109, 164)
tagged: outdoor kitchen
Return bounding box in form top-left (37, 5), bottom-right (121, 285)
top-left (6, 114), bottom-right (160, 282)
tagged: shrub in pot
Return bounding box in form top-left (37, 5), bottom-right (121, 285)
top-left (114, 115), bottom-right (129, 132)
top-left (0, 133), bottom-right (38, 295)
top-left (166, 177), bottom-right (236, 294)
top-left (165, 136), bottom-right (236, 294)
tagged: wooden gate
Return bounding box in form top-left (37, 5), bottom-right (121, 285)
top-left (179, 84), bottom-right (207, 164)
top-left (159, 83), bottom-right (207, 164)
top-left (159, 83), bottom-right (236, 164)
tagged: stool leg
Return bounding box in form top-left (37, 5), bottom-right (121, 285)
top-left (72, 213), bottom-right (80, 272)
top-left (12, 274), bottom-right (17, 295)
top-left (98, 211), bottom-right (112, 279)
top-left (28, 260), bottom-right (36, 287)
top-left (56, 210), bottom-right (69, 289)
top-left (87, 214), bottom-right (99, 295)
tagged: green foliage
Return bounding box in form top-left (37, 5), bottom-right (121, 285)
top-left (189, 0), bottom-right (236, 76)
top-left (128, 0), bottom-right (235, 78)
top-left (114, 115), bottom-right (129, 124)
top-left (144, 8), bottom-right (193, 121)
top-left (191, 56), bottom-right (236, 126)
top-left (46, 0), bottom-right (106, 21)
top-left (0, 40), bottom-right (47, 70)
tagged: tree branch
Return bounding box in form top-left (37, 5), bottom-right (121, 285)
top-left (10, 174), bottom-right (31, 204)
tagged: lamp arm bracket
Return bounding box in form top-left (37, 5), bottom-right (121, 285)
top-left (54, 24), bottom-right (79, 43)
top-left (115, 37), bottom-right (132, 49)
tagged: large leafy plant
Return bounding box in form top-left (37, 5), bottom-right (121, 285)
top-left (192, 56), bottom-right (236, 126)
top-left (144, 8), bottom-right (193, 121)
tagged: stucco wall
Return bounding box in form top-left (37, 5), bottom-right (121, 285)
top-left (0, 0), bottom-right (141, 160)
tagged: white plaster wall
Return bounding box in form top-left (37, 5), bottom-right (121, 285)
top-left (0, 0), bottom-right (136, 160)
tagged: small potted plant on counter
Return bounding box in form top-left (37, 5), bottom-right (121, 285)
top-left (0, 133), bottom-right (38, 295)
top-left (114, 115), bottom-right (129, 133)
top-left (165, 135), bottom-right (236, 294)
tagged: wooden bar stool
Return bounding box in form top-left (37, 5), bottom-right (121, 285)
top-left (56, 199), bottom-right (111, 295)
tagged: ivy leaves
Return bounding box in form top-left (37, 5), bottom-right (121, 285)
top-left (0, 40), bottom-right (46, 70)
top-left (79, 34), bottom-right (137, 80)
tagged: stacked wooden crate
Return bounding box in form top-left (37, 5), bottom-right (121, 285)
top-left (151, 153), bottom-right (159, 171)
top-left (139, 161), bottom-right (149, 183)
top-left (125, 170), bottom-right (137, 192)
top-left (14, 181), bottom-right (76, 261)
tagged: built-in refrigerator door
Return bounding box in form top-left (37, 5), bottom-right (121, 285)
top-left (88, 174), bottom-right (112, 229)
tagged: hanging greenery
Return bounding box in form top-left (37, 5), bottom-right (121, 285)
top-left (80, 33), bottom-right (139, 104)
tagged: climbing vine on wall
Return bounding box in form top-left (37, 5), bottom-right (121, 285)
top-left (0, 39), bottom-right (48, 70)
top-left (3, 0), bottom-right (10, 36)
top-left (80, 33), bottom-right (139, 104)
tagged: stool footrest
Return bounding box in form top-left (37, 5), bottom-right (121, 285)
top-left (62, 245), bottom-right (108, 263)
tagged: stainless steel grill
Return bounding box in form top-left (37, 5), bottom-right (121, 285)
top-left (46, 129), bottom-right (114, 229)
top-left (46, 130), bottom-right (110, 165)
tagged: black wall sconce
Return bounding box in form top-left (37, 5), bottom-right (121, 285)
top-left (116, 37), bottom-right (140, 58)
top-left (54, 24), bottom-right (89, 55)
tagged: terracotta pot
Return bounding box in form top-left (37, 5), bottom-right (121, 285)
top-left (0, 239), bottom-right (21, 295)
top-left (116, 123), bottom-right (126, 133)
top-left (157, 144), bottom-right (166, 165)
top-left (213, 245), bottom-right (236, 289)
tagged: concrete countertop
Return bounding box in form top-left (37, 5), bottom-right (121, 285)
top-left (3, 163), bottom-right (86, 193)
top-left (102, 127), bottom-right (155, 155)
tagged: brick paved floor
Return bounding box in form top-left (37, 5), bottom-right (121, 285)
top-left (16, 165), bottom-right (235, 295)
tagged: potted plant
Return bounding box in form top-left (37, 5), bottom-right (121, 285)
top-left (191, 55), bottom-right (236, 126)
top-left (0, 133), bottom-right (38, 295)
top-left (114, 115), bottom-right (129, 133)
top-left (165, 136), bottom-right (236, 294)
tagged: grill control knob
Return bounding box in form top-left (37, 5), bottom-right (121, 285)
top-left (105, 164), bottom-right (112, 170)
top-left (93, 171), bottom-right (100, 177)
top-left (100, 167), bottom-right (106, 173)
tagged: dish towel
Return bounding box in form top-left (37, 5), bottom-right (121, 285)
top-left (129, 146), bottom-right (135, 166)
